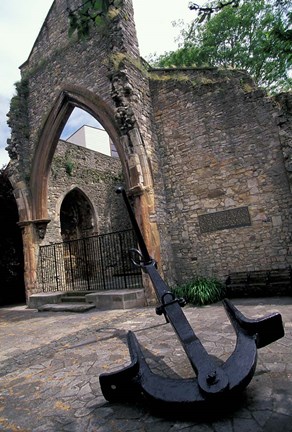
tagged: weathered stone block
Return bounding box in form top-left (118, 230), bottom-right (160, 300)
top-left (85, 289), bottom-right (145, 310)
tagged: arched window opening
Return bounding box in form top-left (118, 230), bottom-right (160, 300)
top-left (30, 88), bottom-right (128, 222)
top-left (44, 102), bottom-right (129, 245)
top-left (61, 107), bottom-right (119, 158)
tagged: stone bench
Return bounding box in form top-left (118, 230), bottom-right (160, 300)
top-left (225, 268), bottom-right (292, 297)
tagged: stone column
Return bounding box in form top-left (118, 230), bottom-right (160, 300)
top-left (17, 222), bottom-right (38, 301)
top-left (120, 130), bottom-right (161, 305)
top-left (18, 219), bottom-right (51, 301)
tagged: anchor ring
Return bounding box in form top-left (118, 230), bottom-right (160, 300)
top-left (129, 248), bottom-right (156, 268)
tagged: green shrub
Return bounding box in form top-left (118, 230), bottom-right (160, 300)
top-left (172, 276), bottom-right (226, 306)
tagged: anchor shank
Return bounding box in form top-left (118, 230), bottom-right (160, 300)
top-left (116, 186), bottom-right (152, 264)
top-left (116, 186), bottom-right (229, 395)
top-left (145, 263), bottom-right (229, 395)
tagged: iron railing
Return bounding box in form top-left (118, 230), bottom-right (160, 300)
top-left (39, 229), bottom-right (143, 292)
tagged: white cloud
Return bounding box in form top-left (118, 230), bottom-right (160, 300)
top-left (0, 0), bottom-right (53, 167)
top-left (133, 0), bottom-right (194, 59)
top-left (0, 1), bottom-right (54, 94)
top-left (0, 95), bottom-right (11, 166)
top-left (0, 148), bottom-right (9, 169)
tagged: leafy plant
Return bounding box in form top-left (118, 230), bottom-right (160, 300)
top-left (172, 276), bottom-right (226, 306)
top-left (65, 159), bottom-right (74, 176)
top-left (68, 0), bottom-right (110, 39)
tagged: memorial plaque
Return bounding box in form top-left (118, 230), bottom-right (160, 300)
top-left (198, 207), bottom-right (251, 233)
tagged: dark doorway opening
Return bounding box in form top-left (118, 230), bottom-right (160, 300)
top-left (0, 169), bottom-right (25, 306)
top-left (60, 188), bottom-right (95, 241)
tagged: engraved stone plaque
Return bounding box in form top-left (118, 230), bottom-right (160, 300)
top-left (198, 207), bottom-right (251, 233)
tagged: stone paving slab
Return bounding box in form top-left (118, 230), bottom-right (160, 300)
top-left (38, 303), bottom-right (96, 312)
top-left (0, 297), bottom-right (291, 431)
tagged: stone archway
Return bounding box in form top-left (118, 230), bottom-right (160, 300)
top-left (60, 187), bottom-right (96, 241)
top-left (18, 86), bottom-right (159, 303)
top-left (30, 86), bottom-right (127, 222)
top-left (19, 87), bottom-right (128, 297)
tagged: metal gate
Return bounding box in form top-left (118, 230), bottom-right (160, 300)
top-left (38, 229), bottom-right (143, 292)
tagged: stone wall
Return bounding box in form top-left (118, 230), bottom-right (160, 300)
top-left (43, 140), bottom-right (130, 245)
top-left (273, 92), bottom-right (292, 192)
top-left (150, 68), bottom-right (292, 284)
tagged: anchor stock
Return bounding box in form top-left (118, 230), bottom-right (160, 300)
top-left (99, 187), bottom-right (285, 412)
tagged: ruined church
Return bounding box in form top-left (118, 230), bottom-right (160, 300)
top-left (5, 0), bottom-right (292, 305)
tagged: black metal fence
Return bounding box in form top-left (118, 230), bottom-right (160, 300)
top-left (39, 229), bottom-right (143, 292)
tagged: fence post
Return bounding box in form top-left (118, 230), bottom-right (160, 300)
top-left (53, 245), bottom-right (59, 291)
top-left (40, 247), bottom-right (45, 292)
top-left (98, 236), bottom-right (107, 290)
top-left (68, 242), bottom-right (75, 291)
top-left (83, 238), bottom-right (90, 290)
top-left (119, 232), bottom-right (127, 289)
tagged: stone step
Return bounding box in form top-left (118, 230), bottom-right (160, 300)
top-left (64, 291), bottom-right (93, 296)
top-left (29, 289), bottom-right (145, 311)
top-left (38, 303), bottom-right (96, 312)
top-left (85, 289), bottom-right (145, 309)
top-left (61, 295), bottom-right (87, 303)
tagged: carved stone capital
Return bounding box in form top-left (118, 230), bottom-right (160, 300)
top-left (18, 219), bottom-right (51, 239)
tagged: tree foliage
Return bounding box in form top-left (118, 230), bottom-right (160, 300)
top-left (189, 0), bottom-right (240, 23)
top-left (152, 0), bottom-right (292, 93)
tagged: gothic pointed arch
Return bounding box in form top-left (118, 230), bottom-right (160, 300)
top-left (59, 186), bottom-right (98, 241)
top-left (30, 85), bottom-right (128, 222)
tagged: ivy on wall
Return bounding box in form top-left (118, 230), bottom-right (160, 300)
top-left (6, 79), bottom-right (30, 160)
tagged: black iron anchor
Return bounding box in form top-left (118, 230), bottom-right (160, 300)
top-left (99, 186), bottom-right (285, 412)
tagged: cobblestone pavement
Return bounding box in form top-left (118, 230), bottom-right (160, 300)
top-left (0, 297), bottom-right (291, 431)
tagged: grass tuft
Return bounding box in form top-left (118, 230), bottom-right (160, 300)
top-left (172, 276), bottom-right (226, 306)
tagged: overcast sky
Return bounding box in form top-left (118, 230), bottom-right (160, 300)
top-left (0, 0), bottom-right (200, 167)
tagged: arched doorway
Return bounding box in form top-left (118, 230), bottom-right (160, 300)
top-left (60, 188), bottom-right (96, 241)
top-left (0, 169), bottom-right (25, 306)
